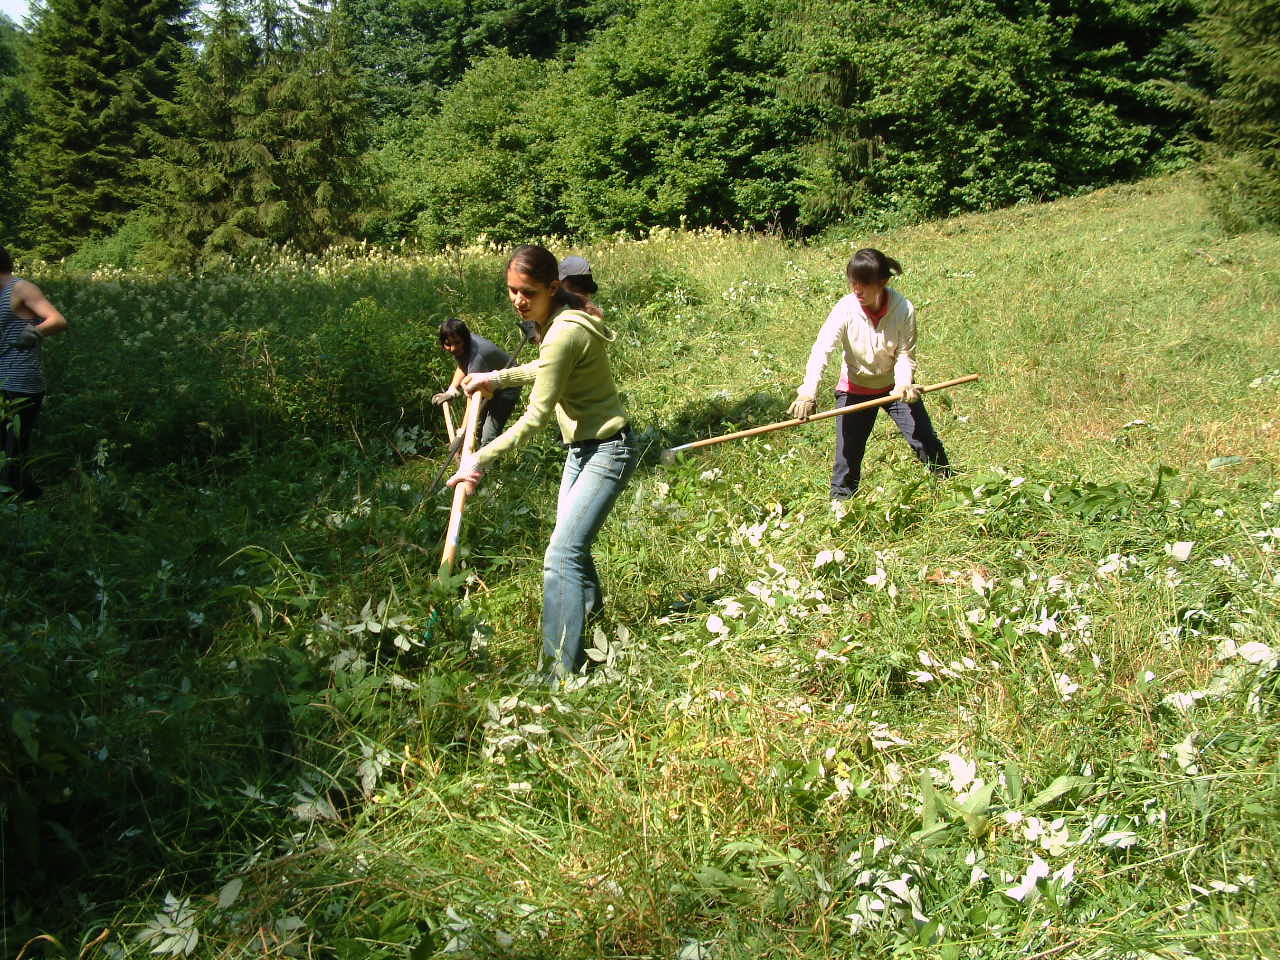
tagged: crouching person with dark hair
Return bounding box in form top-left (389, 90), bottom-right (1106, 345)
top-left (433, 317), bottom-right (522, 446)
top-left (1, 246), bottom-right (69, 501)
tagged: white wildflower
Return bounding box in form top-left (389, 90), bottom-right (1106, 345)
top-left (1055, 673), bottom-right (1080, 699)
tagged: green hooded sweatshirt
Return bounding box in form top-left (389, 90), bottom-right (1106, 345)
top-left (473, 308), bottom-right (627, 469)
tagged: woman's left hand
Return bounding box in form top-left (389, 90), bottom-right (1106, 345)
top-left (461, 372), bottom-right (496, 396)
top-left (446, 454), bottom-right (483, 491)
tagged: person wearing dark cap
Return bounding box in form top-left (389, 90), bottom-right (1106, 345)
top-left (558, 255), bottom-right (599, 313)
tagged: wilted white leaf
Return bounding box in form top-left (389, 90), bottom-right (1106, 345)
top-left (1005, 855), bottom-right (1050, 902)
top-left (1098, 830), bottom-right (1140, 849)
top-left (677, 939), bottom-right (716, 960)
top-left (217, 878), bottom-right (243, 910)
top-left (939, 752), bottom-right (976, 793)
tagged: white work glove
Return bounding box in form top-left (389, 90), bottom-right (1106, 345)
top-left (15, 324), bottom-right (43, 349)
top-left (461, 371), bottom-right (496, 396)
top-left (788, 391), bottom-right (816, 420)
top-left (897, 383), bottom-right (923, 404)
top-left (432, 386), bottom-right (461, 405)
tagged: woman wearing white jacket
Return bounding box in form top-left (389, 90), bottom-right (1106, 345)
top-left (789, 248), bottom-right (950, 500)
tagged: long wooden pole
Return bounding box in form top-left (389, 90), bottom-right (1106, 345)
top-left (661, 373), bottom-right (979, 462)
top-left (442, 399), bottom-right (457, 444)
top-left (439, 391), bottom-right (484, 577)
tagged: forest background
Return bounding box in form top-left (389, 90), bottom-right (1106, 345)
top-left (1, 0), bottom-right (1277, 266)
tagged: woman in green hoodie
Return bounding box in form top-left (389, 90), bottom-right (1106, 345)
top-left (448, 245), bottom-right (637, 677)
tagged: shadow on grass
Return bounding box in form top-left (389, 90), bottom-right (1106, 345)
top-left (633, 389), bottom-right (791, 471)
top-left (0, 425), bottom-right (479, 932)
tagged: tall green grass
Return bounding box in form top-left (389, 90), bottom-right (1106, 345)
top-left (2, 172), bottom-right (1277, 958)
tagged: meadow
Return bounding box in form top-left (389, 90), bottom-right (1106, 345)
top-left (2, 171), bottom-right (1278, 959)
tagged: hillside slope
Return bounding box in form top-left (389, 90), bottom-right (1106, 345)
top-left (6, 173), bottom-right (1278, 958)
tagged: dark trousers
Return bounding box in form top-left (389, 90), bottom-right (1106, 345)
top-left (479, 390), bottom-right (519, 447)
top-left (832, 389), bottom-right (950, 498)
top-left (2, 390), bottom-right (45, 499)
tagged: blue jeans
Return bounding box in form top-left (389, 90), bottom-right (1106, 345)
top-left (832, 390), bottom-right (950, 498)
top-left (543, 430), bottom-right (638, 673)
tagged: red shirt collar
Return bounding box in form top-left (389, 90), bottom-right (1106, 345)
top-left (865, 295), bottom-right (890, 328)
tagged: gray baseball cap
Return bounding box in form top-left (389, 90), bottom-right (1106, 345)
top-left (558, 255), bottom-right (592, 281)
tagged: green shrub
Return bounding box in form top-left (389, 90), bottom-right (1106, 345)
top-left (783, 0), bottom-right (1194, 227)
top-left (63, 209), bottom-right (161, 271)
top-left (548, 0), bottom-right (805, 236)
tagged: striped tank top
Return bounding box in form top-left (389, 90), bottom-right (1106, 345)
top-left (0, 277), bottom-right (46, 393)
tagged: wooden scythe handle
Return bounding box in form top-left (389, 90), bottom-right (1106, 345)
top-left (439, 391), bottom-right (485, 576)
top-left (663, 373), bottom-right (980, 459)
top-left (442, 398), bottom-right (457, 444)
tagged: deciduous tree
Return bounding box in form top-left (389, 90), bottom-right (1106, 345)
top-left (345, 0), bottom-right (633, 123)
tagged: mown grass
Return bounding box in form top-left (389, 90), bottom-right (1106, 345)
top-left (2, 171), bottom-right (1278, 959)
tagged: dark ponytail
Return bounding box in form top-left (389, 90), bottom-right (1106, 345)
top-left (846, 248), bottom-right (902, 286)
top-left (506, 244), bottom-right (603, 319)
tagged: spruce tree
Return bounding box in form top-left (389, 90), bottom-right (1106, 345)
top-left (0, 15), bottom-right (32, 248)
top-left (147, 0), bottom-right (374, 265)
top-left (1190, 0), bottom-right (1280, 230)
top-left (19, 0), bottom-right (191, 258)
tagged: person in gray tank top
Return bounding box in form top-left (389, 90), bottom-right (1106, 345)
top-left (1, 245), bottom-right (70, 500)
top-left (431, 317), bottom-right (522, 447)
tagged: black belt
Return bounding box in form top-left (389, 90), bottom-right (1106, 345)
top-left (567, 425), bottom-right (631, 449)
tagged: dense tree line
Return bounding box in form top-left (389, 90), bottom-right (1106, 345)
top-left (19, 0), bottom-right (192, 259)
top-left (144, 0), bottom-right (374, 265)
top-left (0, 15), bottom-right (29, 242)
top-left (0, 0), bottom-right (1275, 263)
